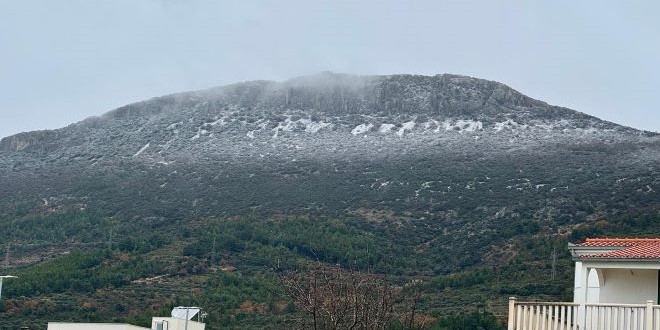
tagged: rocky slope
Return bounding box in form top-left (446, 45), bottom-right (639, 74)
top-left (1, 73), bottom-right (657, 219)
top-left (0, 73), bottom-right (643, 159)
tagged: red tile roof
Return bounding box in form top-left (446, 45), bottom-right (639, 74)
top-left (575, 238), bottom-right (660, 247)
top-left (576, 238), bottom-right (660, 260)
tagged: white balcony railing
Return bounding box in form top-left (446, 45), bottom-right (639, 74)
top-left (507, 298), bottom-right (660, 330)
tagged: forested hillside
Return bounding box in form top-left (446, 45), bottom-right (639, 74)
top-left (0, 73), bottom-right (658, 329)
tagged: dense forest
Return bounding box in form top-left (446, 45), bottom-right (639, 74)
top-left (0, 205), bottom-right (658, 329)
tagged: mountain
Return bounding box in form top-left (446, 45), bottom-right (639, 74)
top-left (0, 73), bottom-right (658, 329)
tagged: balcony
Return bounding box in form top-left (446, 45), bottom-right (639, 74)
top-left (507, 298), bottom-right (660, 330)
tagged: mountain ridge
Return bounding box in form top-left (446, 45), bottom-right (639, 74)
top-left (0, 72), bottom-right (657, 223)
top-left (0, 72), bottom-right (653, 156)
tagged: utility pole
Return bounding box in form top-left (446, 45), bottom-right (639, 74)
top-left (3, 244), bottom-right (9, 269)
top-left (551, 246), bottom-right (557, 280)
top-left (185, 308), bottom-right (189, 330)
top-left (211, 236), bottom-right (217, 265)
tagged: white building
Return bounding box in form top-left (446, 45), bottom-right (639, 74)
top-left (507, 237), bottom-right (660, 330)
top-left (48, 318), bottom-right (206, 330)
top-left (48, 307), bottom-right (206, 330)
top-left (570, 238), bottom-right (659, 305)
top-left (47, 324), bottom-right (148, 330)
top-left (151, 317), bottom-right (205, 330)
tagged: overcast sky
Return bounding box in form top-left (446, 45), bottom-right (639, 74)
top-left (1, 1), bottom-right (659, 138)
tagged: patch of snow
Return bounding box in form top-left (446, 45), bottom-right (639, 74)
top-left (280, 118), bottom-right (296, 132)
top-left (581, 127), bottom-right (599, 134)
top-left (246, 121), bottom-right (267, 139)
top-left (423, 119), bottom-right (441, 132)
top-left (133, 143), bottom-right (150, 157)
top-left (272, 117), bottom-right (297, 138)
top-left (301, 119), bottom-right (331, 133)
top-left (442, 120), bottom-right (482, 133)
top-left (535, 123), bottom-right (554, 131)
top-left (456, 120), bottom-right (483, 132)
top-left (191, 128), bottom-right (210, 140)
top-left (379, 123), bottom-right (396, 133)
top-left (494, 119), bottom-right (520, 132)
top-left (351, 123), bottom-right (374, 135)
top-left (396, 121), bottom-right (416, 137)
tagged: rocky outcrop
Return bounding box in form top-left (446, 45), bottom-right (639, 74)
top-left (0, 130), bottom-right (60, 153)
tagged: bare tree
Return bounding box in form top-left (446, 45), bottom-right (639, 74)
top-left (280, 264), bottom-right (425, 330)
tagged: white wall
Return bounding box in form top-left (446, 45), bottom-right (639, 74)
top-left (573, 262), bottom-right (601, 304)
top-left (48, 323), bottom-right (148, 330)
top-left (599, 268), bottom-right (658, 304)
top-left (573, 262), bottom-right (660, 304)
top-left (151, 317), bottom-right (205, 330)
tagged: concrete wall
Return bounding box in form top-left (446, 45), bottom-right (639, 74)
top-left (599, 268), bottom-right (658, 304)
top-left (48, 323), bottom-right (148, 330)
